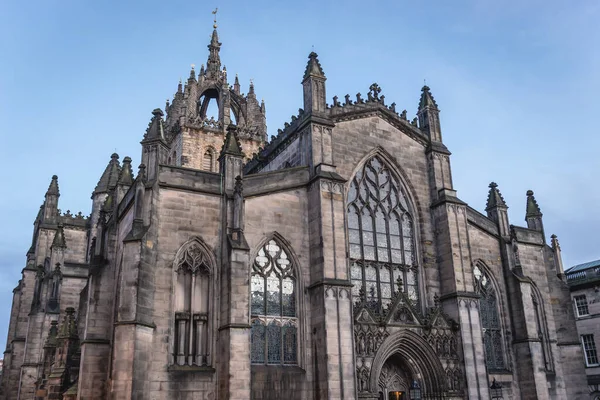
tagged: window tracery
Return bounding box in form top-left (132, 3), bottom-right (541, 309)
top-left (348, 156), bottom-right (419, 315)
top-left (473, 265), bottom-right (504, 370)
top-left (173, 241), bottom-right (211, 366)
top-left (250, 239), bottom-right (297, 365)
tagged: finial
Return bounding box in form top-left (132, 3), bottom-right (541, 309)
top-left (212, 7), bottom-right (218, 29)
top-left (191, 63), bottom-right (195, 70)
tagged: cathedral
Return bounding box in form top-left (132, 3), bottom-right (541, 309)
top-left (0, 22), bottom-right (589, 400)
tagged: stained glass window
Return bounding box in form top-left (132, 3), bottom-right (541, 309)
top-left (347, 156), bottom-right (419, 314)
top-left (473, 265), bottom-right (504, 370)
top-left (173, 241), bottom-right (211, 366)
top-left (251, 239), bottom-right (297, 364)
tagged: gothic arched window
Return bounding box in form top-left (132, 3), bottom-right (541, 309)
top-left (173, 240), bottom-right (211, 366)
top-left (473, 265), bottom-right (504, 370)
top-left (250, 239), bottom-right (297, 365)
top-left (348, 156), bottom-right (419, 314)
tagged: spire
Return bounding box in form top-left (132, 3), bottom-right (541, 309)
top-left (220, 125), bottom-right (244, 158)
top-left (143, 109), bottom-right (166, 142)
top-left (117, 156), bottom-right (134, 186)
top-left (234, 74), bottom-right (240, 94)
top-left (417, 85), bottom-right (442, 142)
top-left (94, 153), bottom-right (121, 195)
top-left (52, 224), bottom-right (67, 249)
top-left (188, 64), bottom-right (196, 82)
top-left (551, 234), bottom-right (565, 278)
top-left (525, 190), bottom-right (542, 217)
top-left (419, 85), bottom-right (439, 110)
top-left (43, 175), bottom-right (60, 223)
top-left (525, 190), bottom-right (545, 235)
top-left (206, 27), bottom-right (222, 76)
top-left (248, 79), bottom-right (255, 96)
top-left (485, 182), bottom-right (510, 236)
top-left (302, 52), bottom-right (327, 113)
top-left (46, 175), bottom-right (59, 196)
top-left (486, 182), bottom-right (507, 211)
top-left (303, 52), bottom-right (326, 81)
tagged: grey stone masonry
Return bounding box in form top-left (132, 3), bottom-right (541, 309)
top-left (0, 22), bottom-right (588, 400)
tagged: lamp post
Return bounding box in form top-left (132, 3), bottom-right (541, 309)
top-left (409, 380), bottom-right (421, 400)
top-left (490, 378), bottom-right (503, 399)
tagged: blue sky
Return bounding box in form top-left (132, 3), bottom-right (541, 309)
top-left (0, 0), bottom-right (599, 351)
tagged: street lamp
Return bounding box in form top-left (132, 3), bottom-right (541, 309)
top-left (409, 380), bottom-right (422, 400)
top-left (490, 378), bottom-right (503, 399)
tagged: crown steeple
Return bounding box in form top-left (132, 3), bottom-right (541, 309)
top-left (206, 28), bottom-right (221, 78)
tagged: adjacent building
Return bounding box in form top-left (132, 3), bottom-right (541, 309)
top-left (567, 259), bottom-right (600, 399)
top-left (0, 23), bottom-right (589, 399)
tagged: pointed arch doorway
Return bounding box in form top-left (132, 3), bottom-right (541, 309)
top-left (378, 354), bottom-right (412, 400)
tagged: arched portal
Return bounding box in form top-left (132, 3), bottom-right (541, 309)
top-left (369, 330), bottom-right (446, 399)
top-left (378, 354), bottom-right (411, 399)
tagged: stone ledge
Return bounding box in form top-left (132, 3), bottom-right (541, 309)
top-left (167, 365), bottom-right (215, 373)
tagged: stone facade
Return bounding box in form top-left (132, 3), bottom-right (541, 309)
top-left (566, 259), bottom-right (600, 399)
top-left (0, 24), bottom-right (589, 400)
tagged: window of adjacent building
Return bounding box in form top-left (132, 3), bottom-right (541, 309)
top-left (582, 334), bottom-right (599, 366)
top-left (173, 241), bottom-right (211, 366)
top-left (347, 156), bottom-right (419, 314)
top-left (473, 265), bottom-right (505, 370)
top-left (250, 239), bottom-right (297, 365)
top-left (574, 295), bottom-right (590, 317)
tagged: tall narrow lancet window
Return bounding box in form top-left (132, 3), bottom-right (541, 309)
top-left (473, 265), bottom-right (505, 370)
top-left (251, 239), bottom-right (297, 365)
top-left (348, 156), bottom-right (419, 314)
top-left (173, 241), bottom-right (211, 366)
top-left (203, 150), bottom-right (214, 172)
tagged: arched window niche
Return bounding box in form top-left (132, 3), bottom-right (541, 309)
top-left (473, 263), bottom-right (506, 371)
top-left (250, 236), bottom-right (300, 366)
top-left (171, 238), bottom-right (214, 367)
top-left (202, 147), bottom-right (215, 172)
top-left (347, 154), bottom-right (421, 316)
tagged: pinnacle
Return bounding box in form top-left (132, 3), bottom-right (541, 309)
top-left (419, 85), bottom-right (438, 110)
top-left (486, 182), bottom-right (507, 211)
top-left (46, 175), bottom-right (60, 196)
top-left (220, 125), bottom-right (244, 158)
top-left (94, 153), bottom-right (121, 195)
top-left (143, 108), bottom-right (166, 142)
top-left (51, 224), bottom-right (67, 249)
top-left (526, 190), bottom-right (542, 218)
top-left (118, 156), bottom-right (134, 186)
top-left (303, 52), bottom-right (326, 81)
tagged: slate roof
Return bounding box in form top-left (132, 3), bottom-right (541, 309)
top-left (565, 259), bottom-right (600, 274)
